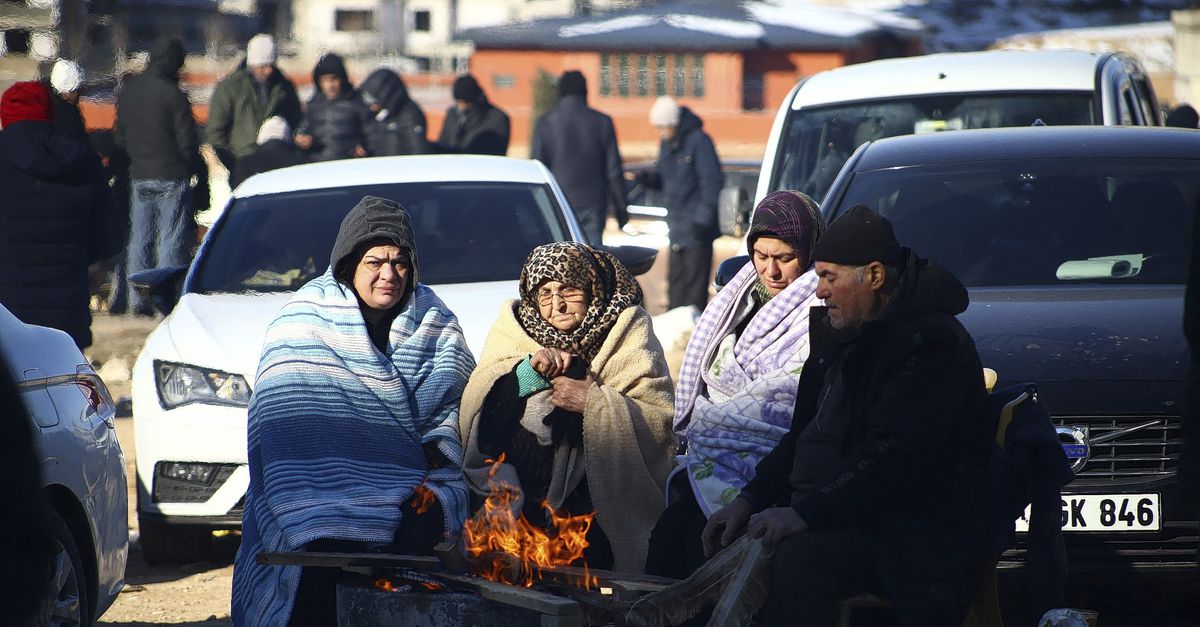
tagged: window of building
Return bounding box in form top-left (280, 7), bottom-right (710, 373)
top-left (413, 10), bottom-right (431, 32)
top-left (597, 52), bottom-right (705, 99)
top-left (335, 9), bottom-right (375, 32)
top-left (636, 54), bottom-right (648, 97)
top-left (617, 53), bottom-right (629, 97)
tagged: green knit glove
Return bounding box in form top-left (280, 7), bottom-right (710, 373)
top-left (515, 355), bottom-right (552, 397)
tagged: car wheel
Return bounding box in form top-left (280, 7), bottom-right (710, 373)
top-left (136, 515), bottom-right (212, 566)
top-left (39, 510), bottom-right (90, 627)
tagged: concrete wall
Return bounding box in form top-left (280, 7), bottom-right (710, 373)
top-left (1173, 9), bottom-right (1200, 107)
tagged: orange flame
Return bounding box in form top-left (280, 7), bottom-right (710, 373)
top-left (374, 578), bottom-right (398, 592)
top-left (462, 455), bottom-right (598, 590)
top-left (412, 483), bottom-right (436, 515)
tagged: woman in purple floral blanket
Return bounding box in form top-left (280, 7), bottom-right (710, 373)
top-left (645, 190), bottom-right (824, 579)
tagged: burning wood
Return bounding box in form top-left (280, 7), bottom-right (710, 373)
top-left (463, 455), bottom-right (599, 590)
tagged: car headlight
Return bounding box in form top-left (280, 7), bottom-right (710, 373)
top-left (154, 360), bottom-right (252, 409)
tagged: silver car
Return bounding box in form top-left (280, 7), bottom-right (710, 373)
top-left (1, 304), bottom-right (128, 626)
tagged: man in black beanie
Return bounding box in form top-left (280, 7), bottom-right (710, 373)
top-left (702, 205), bottom-right (995, 627)
top-left (436, 74), bottom-right (510, 155)
top-left (530, 70), bottom-right (628, 243)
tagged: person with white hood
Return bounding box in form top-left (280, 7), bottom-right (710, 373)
top-left (46, 59), bottom-right (87, 142)
top-left (230, 115), bottom-right (308, 189)
top-left (207, 34), bottom-right (302, 174)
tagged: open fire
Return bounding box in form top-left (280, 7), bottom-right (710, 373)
top-left (463, 455), bottom-right (598, 590)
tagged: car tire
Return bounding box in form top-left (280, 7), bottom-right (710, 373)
top-left (39, 509), bottom-right (91, 627)
top-left (137, 515), bottom-right (212, 566)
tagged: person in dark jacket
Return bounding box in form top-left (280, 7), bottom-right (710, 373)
top-left (230, 116), bottom-right (308, 188)
top-left (702, 206), bottom-right (994, 627)
top-left (0, 82), bottom-right (117, 348)
top-left (295, 53), bottom-right (369, 162)
top-left (206, 34), bottom-right (303, 174)
top-left (436, 74), bottom-right (510, 156)
top-left (359, 68), bottom-right (429, 156)
top-left (113, 37), bottom-right (200, 315)
top-left (47, 58), bottom-right (88, 144)
top-left (634, 96), bottom-right (722, 311)
top-left (531, 70), bottom-right (627, 244)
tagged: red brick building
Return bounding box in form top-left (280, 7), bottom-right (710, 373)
top-left (461, 0), bottom-right (923, 158)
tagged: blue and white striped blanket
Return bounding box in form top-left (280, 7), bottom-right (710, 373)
top-left (231, 271), bottom-right (475, 626)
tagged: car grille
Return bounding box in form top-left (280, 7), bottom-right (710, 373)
top-left (1053, 415), bottom-right (1181, 484)
top-left (153, 462), bottom-right (239, 503)
top-left (1000, 530), bottom-right (1200, 572)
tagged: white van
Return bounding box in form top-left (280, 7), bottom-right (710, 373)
top-left (756, 50), bottom-right (1161, 204)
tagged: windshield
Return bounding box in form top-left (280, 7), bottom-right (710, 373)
top-left (192, 181), bottom-right (569, 294)
top-left (772, 92), bottom-right (1095, 201)
top-left (831, 158), bottom-right (1197, 287)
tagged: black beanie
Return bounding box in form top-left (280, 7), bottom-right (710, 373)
top-left (812, 205), bottom-right (904, 266)
top-left (558, 70), bottom-right (587, 97)
top-left (452, 75), bottom-right (483, 102)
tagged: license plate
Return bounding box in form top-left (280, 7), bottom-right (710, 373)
top-left (1014, 493), bottom-right (1160, 532)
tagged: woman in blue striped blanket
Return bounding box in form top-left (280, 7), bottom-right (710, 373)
top-left (231, 196), bottom-right (476, 627)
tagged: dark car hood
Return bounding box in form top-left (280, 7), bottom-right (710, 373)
top-left (961, 285), bottom-right (1186, 414)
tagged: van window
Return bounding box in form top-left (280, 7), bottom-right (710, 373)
top-left (772, 93), bottom-right (1095, 201)
top-left (1119, 84), bottom-right (1138, 125)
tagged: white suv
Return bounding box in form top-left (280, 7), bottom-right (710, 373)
top-left (756, 49), bottom-right (1161, 204)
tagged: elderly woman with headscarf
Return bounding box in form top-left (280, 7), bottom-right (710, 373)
top-left (231, 196), bottom-right (475, 627)
top-left (458, 242), bottom-right (675, 574)
top-left (645, 190), bottom-right (825, 579)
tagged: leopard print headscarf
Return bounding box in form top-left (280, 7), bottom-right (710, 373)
top-left (517, 242), bottom-right (643, 362)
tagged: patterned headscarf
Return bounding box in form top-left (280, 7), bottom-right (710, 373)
top-left (517, 242), bottom-right (643, 362)
top-left (746, 190), bottom-right (825, 302)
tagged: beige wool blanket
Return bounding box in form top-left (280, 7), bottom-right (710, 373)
top-left (458, 300), bottom-right (676, 573)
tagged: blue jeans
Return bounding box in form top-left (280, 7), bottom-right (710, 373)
top-left (126, 179), bottom-right (193, 313)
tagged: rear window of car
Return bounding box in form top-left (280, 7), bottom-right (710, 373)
top-left (773, 92), bottom-right (1096, 201)
top-left (831, 157), bottom-right (1198, 287)
top-left (191, 181), bottom-right (568, 293)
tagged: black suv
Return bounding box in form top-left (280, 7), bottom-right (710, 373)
top-left (814, 126), bottom-right (1199, 575)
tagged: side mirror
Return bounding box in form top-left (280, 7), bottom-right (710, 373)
top-left (718, 185), bottom-right (752, 237)
top-left (128, 266), bottom-right (188, 315)
top-left (603, 245), bottom-right (658, 276)
top-left (713, 255), bottom-right (749, 292)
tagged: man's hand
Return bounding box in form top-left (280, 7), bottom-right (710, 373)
top-left (701, 497), bottom-right (752, 558)
top-left (294, 133), bottom-right (313, 150)
top-left (550, 372), bottom-right (594, 413)
top-left (746, 507), bottom-right (808, 549)
top-left (530, 348), bottom-right (573, 379)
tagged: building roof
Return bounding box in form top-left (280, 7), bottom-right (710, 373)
top-left (461, 0), bottom-right (923, 52)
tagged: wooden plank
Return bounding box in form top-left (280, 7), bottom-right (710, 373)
top-left (434, 572), bottom-right (582, 617)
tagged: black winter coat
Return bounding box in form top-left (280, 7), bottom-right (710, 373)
top-left (49, 88), bottom-right (88, 145)
top-left (642, 107), bottom-right (721, 248)
top-left (230, 139), bottom-right (309, 189)
top-left (113, 39), bottom-right (199, 180)
top-left (437, 97), bottom-right (510, 156)
top-left (741, 252), bottom-right (994, 626)
top-left (359, 69), bottom-right (429, 157)
top-left (530, 95), bottom-right (627, 238)
top-left (0, 122), bottom-right (119, 348)
top-left (298, 54), bottom-right (370, 162)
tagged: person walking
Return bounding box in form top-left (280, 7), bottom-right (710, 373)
top-left (632, 96), bottom-right (722, 311)
top-left (531, 70), bottom-right (627, 244)
top-left (113, 36), bottom-right (200, 316)
top-left (359, 68), bottom-right (430, 156)
top-left (294, 52), bottom-right (369, 162)
top-left (47, 59), bottom-right (87, 143)
top-left (206, 34), bottom-right (302, 175)
top-left (436, 74), bottom-right (509, 156)
top-left (230, 116), bottom-right (308, 188)
top-left (0, 81), bottom-right (117, 348)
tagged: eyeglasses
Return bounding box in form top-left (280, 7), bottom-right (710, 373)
top-left (537, 287), bottom-right (586, 306)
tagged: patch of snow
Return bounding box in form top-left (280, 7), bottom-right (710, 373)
top-left (664, 14), bottom-right (765, 39)
top-left (746, 1), bottom-right (922, 38)
top-left (995, 21), bottom-right (1174, 73)
top-left (559, 15), bottom-right (657, 38)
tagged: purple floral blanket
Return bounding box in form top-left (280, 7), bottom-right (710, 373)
top-left (673, 262), bottom-right (820, 516)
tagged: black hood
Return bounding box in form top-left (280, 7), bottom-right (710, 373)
top-left (330, 195), bottom-right (419, 293)
top-left (676, 106), bottom-right (702, 137)
top-left (311, 53), bottom-right (351, 99)
top-left (359, 69), bottom-right (410, 117)
top-left (149, 38), bottom-right (185, 80)
top-left (0, 121), bottom-right (91, 180)
top-left (883, 250), bottom-right (970, 322)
